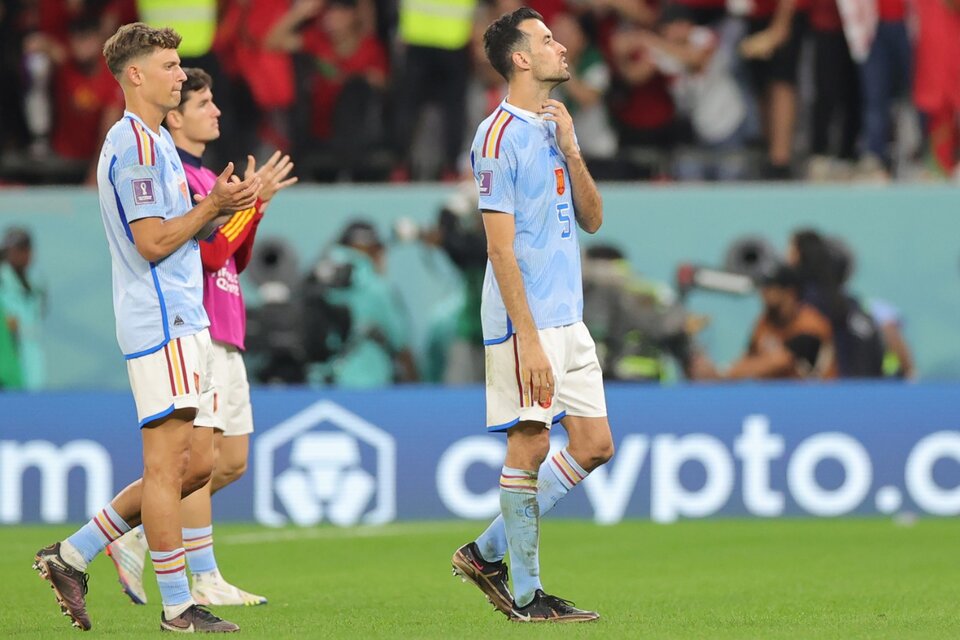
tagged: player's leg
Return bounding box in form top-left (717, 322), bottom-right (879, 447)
top-left (187, 343), bottom-right (266, 606)
top-left (156, 331), bottom-right (239, 632)
top-left (500, 422), bottom-right (550, 608)
top-left (475, 322), bottom-right (612, 562)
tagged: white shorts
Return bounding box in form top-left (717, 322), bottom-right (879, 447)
top-left (127, 329), bottom-right (218, 428)
top-left (485, 322), bottom-right (607, 431)
top-left (209, 341), bottom-right (254, 437)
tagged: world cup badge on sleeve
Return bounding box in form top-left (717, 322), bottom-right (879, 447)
top-left (479, 170), bottom-right (493, 196)
top-left (132, 179), bottom-right (156, 205)
top-left (555, 168), bottom-right (565, 195)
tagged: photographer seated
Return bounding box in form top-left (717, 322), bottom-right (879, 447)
top-left (691, 266), bottom-right (837, 380)
top-left (305, 220), bottom-right (417, 387)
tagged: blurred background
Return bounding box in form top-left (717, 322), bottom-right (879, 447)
top-left (1, 0), bottom-right (959, 529)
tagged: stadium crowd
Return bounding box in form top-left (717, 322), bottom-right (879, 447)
top-left (0, 0), bottom-right (958, 185)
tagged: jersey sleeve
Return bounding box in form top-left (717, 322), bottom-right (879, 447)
top-left (111, 139), bottom-right (169, 223)
top-left (473, 135), bottom-right (517, 216)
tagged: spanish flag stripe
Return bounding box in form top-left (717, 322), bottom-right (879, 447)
top-left (176, 338), bottom-right (190, 394)
top-left (481, 109), bottom-right (503, 159)
top-left (168, 341), bottom-right (185, 396)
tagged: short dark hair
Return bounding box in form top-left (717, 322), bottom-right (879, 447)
top-left (483, 7), bottom-right (544, 80)
top-left (102, 22), bottom-right (181, 78)
top-left (176, 67), bottom-right (213, 111)
top-left (761, 265), bottom-right (803, 293)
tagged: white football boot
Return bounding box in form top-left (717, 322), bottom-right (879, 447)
top-left (191, 570), bottom-right (268, 606)
top-left (106, 527), bottom-right (149, 605)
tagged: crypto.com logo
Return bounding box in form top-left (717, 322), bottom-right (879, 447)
top-left (254, 401), bottom-right (396, 527)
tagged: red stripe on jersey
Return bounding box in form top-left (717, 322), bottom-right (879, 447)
top-left (163, 345), bottom-right (177, 395)
top-left (176, 339), bottom-right (189, 394)
top-left (482, 109), bottom-right (503, 158)
top-left (148, 135), bottom-right (156, 166)
top-left (129, 120), bottom-right (144, 165)
top-left (493, 115), bottom-right (514, 159)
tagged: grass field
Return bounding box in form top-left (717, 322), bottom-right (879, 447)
top-left (2, 519), bottom-right (958, 639)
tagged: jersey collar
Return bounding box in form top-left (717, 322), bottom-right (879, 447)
top-left (500, 100), bottom-right (540, 123)
top-left (124, 110), bottom-right (161, 137)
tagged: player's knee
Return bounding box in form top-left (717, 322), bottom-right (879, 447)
top-left (591, 439), bottom-right (615, 467)
top-left (181, 451), bottom-right (214, 496)
top-left (216, 458), bottom-right (247, 486)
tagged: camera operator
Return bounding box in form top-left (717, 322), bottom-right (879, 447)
top-left (583, 244), bottom-right (705, 382)
top-left (396, 182), bottom-right (487, 383)
top-left (305, 219), bottom-right (418, 387)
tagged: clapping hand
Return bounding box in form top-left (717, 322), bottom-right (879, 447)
top-left (244, 151), bottom-right (298, 204)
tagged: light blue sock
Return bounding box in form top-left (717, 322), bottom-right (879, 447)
top-left (183, 526), bottom-right (217, 575)
top-left (477, 449), bottom-right (588, 563)
top-left (151, 548), bottom-right (192, 607)
top-left (499, 466), bottom-right (542, 608)
top-left (65, 504), bottom-right (131, 567)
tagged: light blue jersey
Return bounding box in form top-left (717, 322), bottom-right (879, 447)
top-left (471, 100), bottom-right (583, 344)
top-left (97, 111), bottom-right (208, 358)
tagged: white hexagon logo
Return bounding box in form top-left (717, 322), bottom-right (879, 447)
top-left (254, 400), bottom-right (396, 527)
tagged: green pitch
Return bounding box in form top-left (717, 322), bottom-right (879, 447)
top-left (2, 519), bottom-right (958, 639)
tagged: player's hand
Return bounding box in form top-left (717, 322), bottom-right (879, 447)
top-left (209, 162), bottom-right (261, 213)
top-left (247, 151), bottom-right (298, 203)
top-left (540, 99), bottom-right (580, 160)
top-left (518, 333), bottom-right (555, 409)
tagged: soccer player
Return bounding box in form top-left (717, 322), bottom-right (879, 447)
top-left (450, 7), bottom-right (614, 623)
top-left (33, 23), bottom-right (260, 633)
top-left (106, 67), bottom-right (297, 607)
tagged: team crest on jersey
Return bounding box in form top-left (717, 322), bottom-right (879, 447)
top-left (479, 170), bottom-right (493, 196)
top-left (132, 179), bottom-right (155, 205)
top-left (180, 180), bottom-right (189, 202)
top-left (554, 168), bottom-right (565, 195)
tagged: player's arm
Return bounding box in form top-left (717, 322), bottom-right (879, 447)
top-left (540, 99), bottom-right (603, 234)
top-left (482, 211), bottom-right (554, 407)
top-left (129, 163), bottom-right (261, 263)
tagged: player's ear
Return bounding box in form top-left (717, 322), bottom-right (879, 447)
top-left (125, 63), bottom-right (142, 87)
top-left (511, 50), bottom-right (530, 71)
top-left (165, 108), bottom-right (182, 130)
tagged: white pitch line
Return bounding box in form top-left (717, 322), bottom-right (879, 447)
top-left (221, 521), bottom-right (470, 545)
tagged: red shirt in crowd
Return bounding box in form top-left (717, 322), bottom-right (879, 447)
top-left (877, 0), bottom-right (906, 21)
top-left (50, 60), bottom-right (123, 160)
top-left (301, 29), bottom-right (388, 139)
top-left (807, 0), bottom-right (843, 31)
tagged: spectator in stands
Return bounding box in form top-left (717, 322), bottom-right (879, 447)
top-left (787, 229), bottom-right (885, 377)
top-left (606, 8), bottom-right (678, 178)
top-left (549, 12), bottom-right (618, 176)
top-left (390, 0), bottom-right (477, 181)
top-left (913, 0), bottom-right (960, 178)
top-left (0, 2), bottom-right (31, 161)
top-left (645, 3), bottom-right (750, 180)
top-left (312, 220), bottom-right (418, 387)
top-left (690, 265), bottom-right (837, 380)
top-left (214, 0), bottom-right (295, 152)
top-left (0, 227), bottom-right (46, 389)
top-left (857, 0), bottom-right (911, 180)
top-left (23, 16), bottom-right (123, 183)
top-left (266, 0), bottom-right (389, 181)
top-left (806, 0), bottom-right (860, 181)
top-left (739, 0), bottom-right (803, 179)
